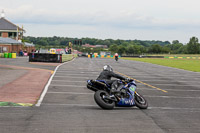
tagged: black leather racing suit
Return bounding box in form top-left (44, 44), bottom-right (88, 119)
top-left (96, 70), bottom-right (126, 90)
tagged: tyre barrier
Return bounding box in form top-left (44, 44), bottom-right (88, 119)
top-left (12, 53), bottom-right (16, 58)
top-left (0, 53), bottom-right (3, 58)
top-left (4, 53), bottom-right (8, 58)
top-left (8, 53), bottom-right (12, 58)
top-left (0, 53), bottom-right (16, 58)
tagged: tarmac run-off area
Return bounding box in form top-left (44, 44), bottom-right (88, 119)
top-left (0, 57), bottom-right (200, 133)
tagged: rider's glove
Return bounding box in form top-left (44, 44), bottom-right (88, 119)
top-left (125, 78), bottom-right (130, 82)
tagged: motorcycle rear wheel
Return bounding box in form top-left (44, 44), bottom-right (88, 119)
top-left (134, 92), bottom-right (148, 109)
top-left (94, 90), bottom-right (115, 110)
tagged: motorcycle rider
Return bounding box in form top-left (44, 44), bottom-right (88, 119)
top-left (96, 65), bottom-right (127, 93)
top-left (114, 53), bottom-right (119, 61)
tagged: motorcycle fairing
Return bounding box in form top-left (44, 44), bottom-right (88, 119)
top-left (116, 85), bottom-right (136, 107)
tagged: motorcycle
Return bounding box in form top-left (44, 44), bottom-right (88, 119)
top-left (115, 56), bottom-right (118, 61)
top-left (87, 79), bottom-right (148, 110)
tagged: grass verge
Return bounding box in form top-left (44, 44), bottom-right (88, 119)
top-left (0, 102), bottom-right (21, 106)
top-left (0, 102), bottom-right (33, 107)
top-left (122, 57), bottom-right (200, 72)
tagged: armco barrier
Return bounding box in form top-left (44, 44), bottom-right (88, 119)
top-left (28, 53), bottom-right (62, 63)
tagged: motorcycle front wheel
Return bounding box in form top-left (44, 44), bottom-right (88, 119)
top-left (94, 90), bottom-right (115, 110)
top-left (134, 91), bottom-right (148, 109)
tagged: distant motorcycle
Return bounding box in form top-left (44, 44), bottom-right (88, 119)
top-left (115, 56), bottom-right (118, 61)
top-left (87, 79), bottom-right (148, 110)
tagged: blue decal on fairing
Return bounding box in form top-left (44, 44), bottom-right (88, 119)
top-left (116, 93), bottom-right (135, 107)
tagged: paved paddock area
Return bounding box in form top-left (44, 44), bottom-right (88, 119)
top-left (0, 57), bottom-right (58, 105)
top-left (1, 57), bottom-right (200, 133)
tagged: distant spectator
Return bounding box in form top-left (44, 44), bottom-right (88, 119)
top-left (19, 49), bottom-right (23, 56)
top-left (24, 49), bottom-right (28, 56)
top-left (68, 48), bottom-right (71, 54)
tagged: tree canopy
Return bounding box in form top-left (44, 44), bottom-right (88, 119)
top-left (23, 36), bottom-right (200, 55)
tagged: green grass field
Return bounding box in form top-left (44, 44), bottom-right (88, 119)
top-left (147, 54), bottom-right (200, 57)
top-left (122, 57), bottom-right (200, 72)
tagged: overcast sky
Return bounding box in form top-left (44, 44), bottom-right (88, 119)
top-left (1, 0), bottom-right (200, 43)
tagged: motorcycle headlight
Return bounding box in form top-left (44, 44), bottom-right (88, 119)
top-left (87, 80), bottom-right (92, 85)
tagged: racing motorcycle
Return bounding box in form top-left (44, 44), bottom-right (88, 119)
top-left (87, 79), bottom-right (148, 110)
top-left (115, 56), bottom-right (118, 61)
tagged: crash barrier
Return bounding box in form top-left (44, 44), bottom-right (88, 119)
top-left (87, 55), bottom-right (121, 58)
top-left (122, 55), bottom-right (200, 59)
top-left (121, 55), bottom-right (164, 58)
top-left (140, 56), bottom-right (164, 58)
top-left (28, 53), bottom-right (75, 63)
top-left (86, 55), bottom-right (200, 59)
top-left (29, 53), bottom-right (62, 63)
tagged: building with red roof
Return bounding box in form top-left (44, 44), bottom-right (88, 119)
top-left (0, 10), bottom-right (35, 54)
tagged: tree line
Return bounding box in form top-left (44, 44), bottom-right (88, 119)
top-left (23, 36), bottom-right (200, 55)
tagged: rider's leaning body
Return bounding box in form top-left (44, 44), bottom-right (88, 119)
top-left (114, 53), bottom-right (119, 61)
top-left (96, 65), bottom-right (126, 91)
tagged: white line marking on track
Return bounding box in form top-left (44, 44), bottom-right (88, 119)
top-left (45, 91), bottom-right (200, 99)
top-left (42, 103), bottom-right (97, 107)
top-left (52, 80), bottom-right (85, 82)
top-left (144, 95), bottom-right (200, 99)
top-left (40, 104), bottom-right (200, 111)
top-left (50, 84), bottom-right (86, 87)
top-left (140, 88), bottom-right (200, 91)
top-left (148, 107), bottom-right (200, 110)
top-left (54, 76), bottom-right (93, 78)
top-left (47, 92), bottom-right (93, 95)
top-left (35, 58), bottom-right (76, 107)
top-left (149, 84), bottom-right (200, 86)
top-left (140, 80), bottom-right (200, 82)
top-left (134, 75), bottom-right (200, 78)
top-left (56, 71), bottom-right (99, 73)
top-left (55, 74), bottom-right (99, 76)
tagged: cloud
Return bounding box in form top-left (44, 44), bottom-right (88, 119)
top-left (1, 0), bottom-right (200, 43)
top-left (4, 4), bottom-right (199, 32)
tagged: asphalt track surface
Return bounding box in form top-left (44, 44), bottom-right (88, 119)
top-left (1, 57), bottom-right (200, 133)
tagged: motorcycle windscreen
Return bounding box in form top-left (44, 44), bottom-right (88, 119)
top-left (129, 85), bottom-right (136, 93)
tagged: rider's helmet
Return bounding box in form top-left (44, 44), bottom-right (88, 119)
top-left (103, 65), bottom-right (113, 71)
